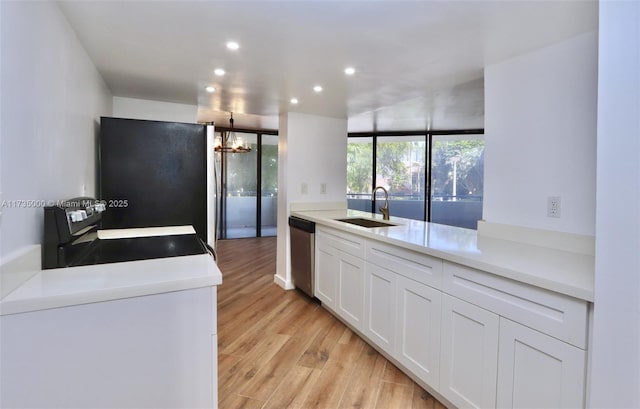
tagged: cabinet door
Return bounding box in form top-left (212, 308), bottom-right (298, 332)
top-left (441, 294), bottom-right (499, 409)
top-left (336, 250), bottom-right (365, 330)
top-left (364, 262), bottom-right (397, 352)
top-left (315, 237), bottom-right (338, 310)
top-left (396, 276), bottom-right (441, 388)
top-left (497, 318), bottom-right (586, 409)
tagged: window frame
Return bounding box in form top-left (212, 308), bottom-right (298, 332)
top-left (347, 128), bottom-right (484, 224)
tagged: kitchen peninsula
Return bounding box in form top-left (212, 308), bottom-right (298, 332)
top-left (0, 249), bottom-right (222, 408)
top-left (291, 208), bottom-right (594, 409)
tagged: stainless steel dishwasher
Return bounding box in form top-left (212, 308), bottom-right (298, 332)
top-left (288, 216), bottom-right (315, 298)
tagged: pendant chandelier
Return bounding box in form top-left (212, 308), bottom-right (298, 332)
top-left (214, 112), bottom-right (251, 153)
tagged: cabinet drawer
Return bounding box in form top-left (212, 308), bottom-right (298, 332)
top-left (317, 226), bottom-right (365, 258)
top-left (366, 241), bottom-right (442, 290)
top-left (443, 262), bottom-right (588, 348)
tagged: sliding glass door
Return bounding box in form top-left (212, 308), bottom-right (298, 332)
top-left (260, 134), bottom-right (278, 236)
top-left (217, 130), bottom-right (278, 239)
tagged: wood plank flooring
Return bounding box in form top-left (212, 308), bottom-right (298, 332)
top-left (216, 237), bottom-right (446, 409)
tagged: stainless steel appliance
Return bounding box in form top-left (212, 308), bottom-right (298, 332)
top-left (289, 216), bottom-right (315, 298)
top-left (42, 197), bottom-right (209, 269)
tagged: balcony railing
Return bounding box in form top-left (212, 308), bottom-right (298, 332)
top-left (347, 193), bottom-right (483, 230)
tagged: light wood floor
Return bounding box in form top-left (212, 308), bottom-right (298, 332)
top-left (216, 237), bottom-right (446, 409)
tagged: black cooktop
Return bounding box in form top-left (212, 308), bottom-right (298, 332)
top-left (70, 234), bottom-right (208, 267)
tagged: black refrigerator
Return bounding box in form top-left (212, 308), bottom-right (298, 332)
top-left (99, 117), bottom-right (215, 245)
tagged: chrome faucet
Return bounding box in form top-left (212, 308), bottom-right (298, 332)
top-left (372, 186), bottom-right (390, 220)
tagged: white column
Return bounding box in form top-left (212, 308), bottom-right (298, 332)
top-left (589, 2), bottom-right (640, 407)
top-left (274, 112), bottom-right (348, 289)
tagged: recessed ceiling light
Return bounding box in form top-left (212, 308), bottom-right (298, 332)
top-left (313, 85), bottom-right (323, 93)
top-left (344, 67), bottom-right (356, 75)
top-left (214, 68), bottom-right (225, 76)
top-left (226, 41), bottom-right (239, 50)
top-left (290, 98), bottom-right (299, 104)
top-left (205, 86), bottom-right (215, 93)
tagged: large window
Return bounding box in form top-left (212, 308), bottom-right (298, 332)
top-left (346, 137), bottom-right (373, 212)
top-left (376, 136), bottom-right (426, 220)
top-left (217, 129), bottom-right (278, 239)
top-left (430, 134), bottom-right (484, 229)
top-left (347, 131), bottom-right (484, 229)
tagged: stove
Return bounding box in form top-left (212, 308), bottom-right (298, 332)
top-left (72, 234), bottom-right (207, 267)
top-left (42, 198), bottom-right (209, 269)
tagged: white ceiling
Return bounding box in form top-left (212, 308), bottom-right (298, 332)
top-left (58, 0), bottom-right (597, 132)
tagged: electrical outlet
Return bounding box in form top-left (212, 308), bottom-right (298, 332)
top-left (547, 196), bottom-right (561, 218)
top-left (301, 183), bottom-right (308, 195)
top-left (320, 183), bottom-right (327, 194)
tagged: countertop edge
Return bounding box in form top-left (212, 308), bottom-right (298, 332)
top-left (292, 210), bottom-right (594, 302)
top-left (0, 254), bottom-right (223, 316)
top-left (0, 276), bottom-right (219, 316)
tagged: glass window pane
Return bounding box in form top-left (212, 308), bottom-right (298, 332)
top-left (261, 134), bottom-right (278, 237)
top-left (430, 134), bottom-right (484, 229)
top-left (375, 135), bottom-right (426, 220)
top-left (224, 133), bottom-right (257, 239)
top-left (347, 137), bottom-right (374, 212)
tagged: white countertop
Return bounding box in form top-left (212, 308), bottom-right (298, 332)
top-left (0, 240), bottom-right (222, 316)
top-left (292, 209), bottom-right (594, 302)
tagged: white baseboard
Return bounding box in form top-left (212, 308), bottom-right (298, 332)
top-left (273, 274), bottom-right (295, 290)
top-left (477, 221), bottom-right (595, 256)
top-left (1, 245), bottom-right (42, 299)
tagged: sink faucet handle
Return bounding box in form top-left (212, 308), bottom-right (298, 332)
top-left (379, 206), bottom-right (390, 219)
top-left (372, 186), bottom-right (391, 220)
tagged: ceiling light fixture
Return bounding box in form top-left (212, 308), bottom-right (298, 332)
top-left (226, 41), bottom-right (240, 50)
top-left (313, 85), bottom-right (323, 93)
top-left (214, 68), bottom-right (225, 76)
top-left (214, 112), bottom-right (251, 153)
top-left (344, 67), bottom-right (356, 75)
top-left (205, 86), bottom-right (215, 93)
top-left (290, 98), bottom-right (299, 104)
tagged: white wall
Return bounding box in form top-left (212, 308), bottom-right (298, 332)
top-left (113, 97), bottom-right (197, 124)
top-left (589, 2), bottom-right (640, 407)
top-left (0, 1), bottom-right (112, 259)
top-left (286, 113), bottom-right (348, 204)
top-left (483, 32), bottom-right (598, 236)
top-left (275, 112), bottom-right (347, 288)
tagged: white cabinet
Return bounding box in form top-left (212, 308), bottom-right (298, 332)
top-left (315, 233), bottom-right (339, 310)
top-left (336, 250), bottom-right (365, 330)
top-left (441, 294), bottom-right (499, 409)
top-left (396, 275), bottom-right (442, 388)
top-left (315, 227), bottom-right (365, 316)
top-left (497, 318), bottom-right (586, 409)
top-left (312, 225), bottom-right (590, 409)
top-left (364, 262), bottom-right (442, 389)
top-left (443, 261), bottom-right (588, 349)
top-left (364, 262), bottom-right (397, 351)
top-left (1, 287), bottom-right (216, 409)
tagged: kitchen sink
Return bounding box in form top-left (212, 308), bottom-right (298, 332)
top-left (335, 218), bottom-right (398, 228)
